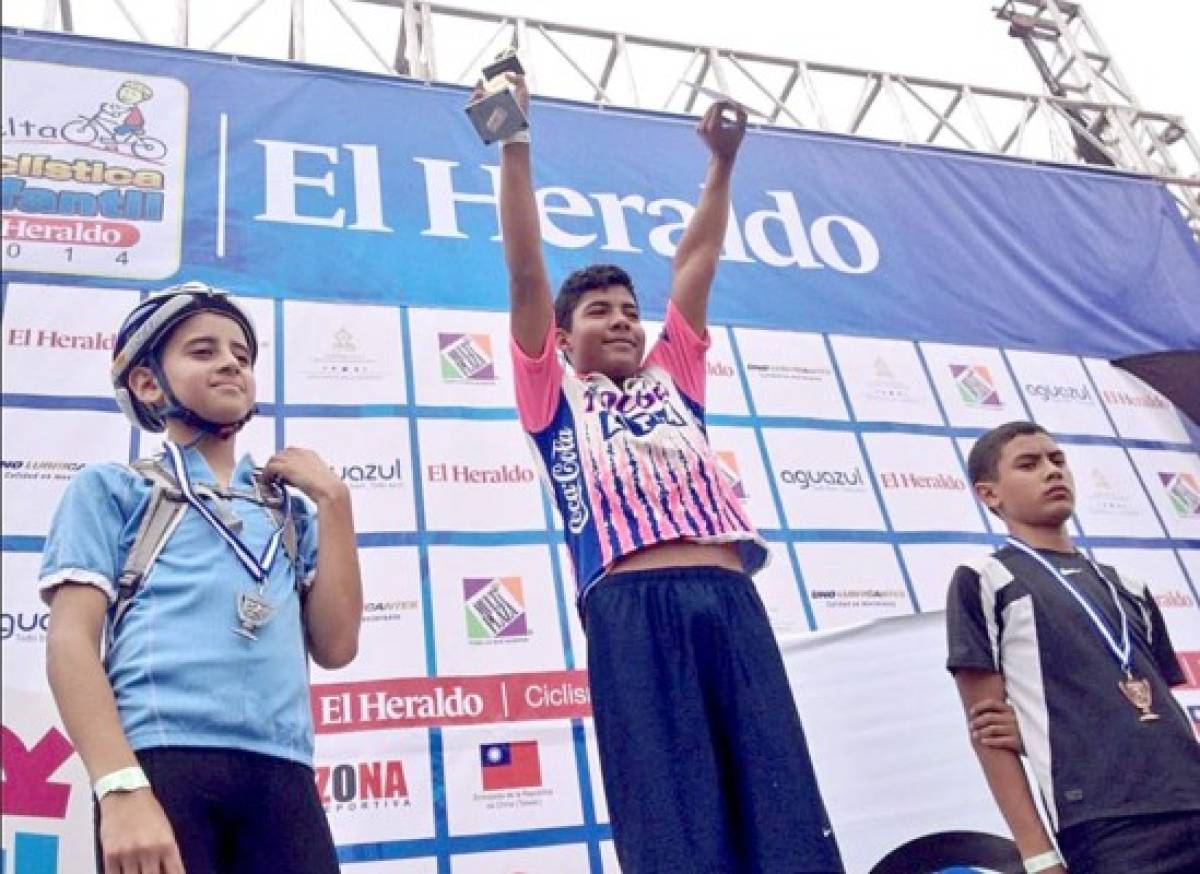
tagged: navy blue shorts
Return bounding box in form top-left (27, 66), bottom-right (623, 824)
top-left (584, 565), bottom-right (845, 874)
top-left (93, 746), bottom-right (339, 874)
top-left (1057, 810), bottom-right (1200, 873)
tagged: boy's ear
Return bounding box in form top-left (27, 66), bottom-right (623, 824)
top-left (974, 480), bottom-right (1002, 516)
top-left (126, 364), bottom-right (164, 405)
top-left (554, 328), bottom-right (573, 364)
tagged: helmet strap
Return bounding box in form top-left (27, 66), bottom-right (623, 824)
top-left (149, 358), bottom-right (256, 440)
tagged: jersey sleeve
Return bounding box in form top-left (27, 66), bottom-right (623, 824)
top-left (945, 563), bottom-right (1001, 674)
top-left (511, 319), bottom-right (565, 432)
top-left (38, 464), bottom-right (140, 605)
top-left (642, 300), bottom-right (710, 407)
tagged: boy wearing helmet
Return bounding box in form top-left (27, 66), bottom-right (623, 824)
top-left (40, 282), bottom-right (362, 873)
top-left (492, 77), bottom-right (844, 872)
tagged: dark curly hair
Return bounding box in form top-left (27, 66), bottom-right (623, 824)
top-left (554, 264), bottom-right (637, 330)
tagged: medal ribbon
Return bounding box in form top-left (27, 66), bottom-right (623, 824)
top-left (164, 441), bottom-right (289, 584)
top-left (1006, 537), bottom-right (1131, 674)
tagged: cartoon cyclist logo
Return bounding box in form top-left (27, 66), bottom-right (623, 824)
top-left (61, 79), bottom-right (167, 160)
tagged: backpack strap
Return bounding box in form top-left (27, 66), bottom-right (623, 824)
top-left (249, 468), bottom-right (300, 571)
top-left (114, 458), bottom-right (188, 630)
top-left (113, 459), bottom-right (305, 635)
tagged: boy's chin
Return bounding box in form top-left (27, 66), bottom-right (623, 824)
top-left (1036, 505), bottom-right (1075, 527)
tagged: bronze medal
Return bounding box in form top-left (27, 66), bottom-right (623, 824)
top-left (1117, 673), bottom-right (1160, 722)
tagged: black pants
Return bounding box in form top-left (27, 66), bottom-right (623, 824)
top-left (94, 746), bottom-right (339, 874)
top-left (585, 566), bottom-right (845, 874)
top-left (1058, 810), bottom-right (1200, 874)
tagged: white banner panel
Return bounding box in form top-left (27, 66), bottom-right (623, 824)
top-left (733, 327), bottom-right (848, 419)
top-left (1085, 358), bottom-right (1190, 444)
top-left (285, 416), bottom-right (417, 534)
top-left (1006, 349), bottom-right (1114, 437)
top-left (794, 542), bottom-right (915, 630)
top-left (315, 728), bottom-right (436, 844)
top-left (1, 407), bottom-right (130, 537)
top-left (761, 428), bottom-right (885, 530)
top-left (1063, 442), bottom-right (1166, 538)
top-left (418, 420), bottom-right (545, 532)
top-left (1127, 447), bottom-right (1200, 540)
top-left (1, 283), bottom-right (136, 398)
top-left (283, 300), bottom-right (408, 406)
top-left (427, 546), bottom-right (565, 676)
top-left (862, 432), bottom-right (986, 533)
top-left (920, 341), bottom-right (1026, 429)
top-left (442, 721), bottom-right (584, 836)
top-left (450, 843), bottom-right (592, 873)
top-left (829, 335), bottom-right (943, 425)
top-left (1, 552), bottom-right (49, 692)
top-left (408, 307), bottom-right (514, 409)
top-left (899, 542), bottom-right (995, 614)
top-left (311, 547), bottom-right (426, 685)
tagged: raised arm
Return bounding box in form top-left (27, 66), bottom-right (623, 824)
top-left (670, 100), bottom-right (747, 336)
top-left (954, 669), bottom-right (1065, 873)
top-left (493, 75), bottom-right (554, 356)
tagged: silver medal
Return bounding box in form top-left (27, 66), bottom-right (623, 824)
top-left (233, 589), bottom-right (276, 640)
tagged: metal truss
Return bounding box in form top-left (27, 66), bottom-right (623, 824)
top-left (17, 0), bottom-right (1200, 235)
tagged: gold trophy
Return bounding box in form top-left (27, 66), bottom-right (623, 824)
top-left (465, 49), bottom-right (529, 144)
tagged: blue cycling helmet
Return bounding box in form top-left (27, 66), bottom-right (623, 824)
top-left (112, 281), bottom-right (258, 435)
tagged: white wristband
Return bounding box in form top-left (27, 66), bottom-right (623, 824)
top-left (1023, 849), bottom-right (1063, 873)
top-left (499, 128), bottom-right (530, 146)
top-left (94, 766), bottom-right (150, 800)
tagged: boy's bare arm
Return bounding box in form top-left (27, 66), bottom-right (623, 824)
top-left (670, 101), bottom-right (747, 337)
top-left (970, 697), bottom-right (1025, 754)
top-left (954, 669), bottom-right (1065, 873)
top-left (46, 584), bottom-right (184, 873)
top-left (494, 75), bottom-right (554, 357)
top-left (264, 447), bottom-right (363, 670)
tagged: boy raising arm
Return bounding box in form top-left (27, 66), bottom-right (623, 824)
top-left (492, 76), bottom-right (845, 873)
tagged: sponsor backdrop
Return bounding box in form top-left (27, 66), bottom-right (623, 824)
top-left (3, 28), bottom-right (1199, 874)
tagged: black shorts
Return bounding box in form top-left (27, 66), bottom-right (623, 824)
top-left (584, 565), bottom-right (845, 874)
top-left (93, 746), bottom-right (338, 874)
top-left (1057, 810), bottom-right (1200, 874)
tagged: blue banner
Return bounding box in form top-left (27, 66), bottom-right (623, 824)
top-left (3, 28), bottom-right (1198, 361)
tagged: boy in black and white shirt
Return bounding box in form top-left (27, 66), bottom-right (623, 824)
top-left (946, 421), bottom-right (1200, 874)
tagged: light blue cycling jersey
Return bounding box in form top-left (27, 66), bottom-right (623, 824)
top-left (39, 446), bottom-right (320, 766)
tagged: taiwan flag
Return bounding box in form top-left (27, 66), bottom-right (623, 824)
top-left (480, 741), bottom-right (542, 791)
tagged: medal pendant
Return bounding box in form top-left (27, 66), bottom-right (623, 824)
top-left (1118, 674), bottom-right (1160, 722)
top-left (233, 590), bottom-right (275, 640)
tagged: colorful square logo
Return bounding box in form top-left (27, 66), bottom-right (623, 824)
top-left (479, 741), bottom-right (542, 791)
top-left (1158, 472), bottom-right (1200, 518)
top-left (463, 576), bottom-right (529, 640)
top-left (950, 364), bottom-right (1002, 408)
top-left (439, 332), bottom-right (496, 382)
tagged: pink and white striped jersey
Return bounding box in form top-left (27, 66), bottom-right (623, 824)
top-left (512, 301), bottom-right (768, 603)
